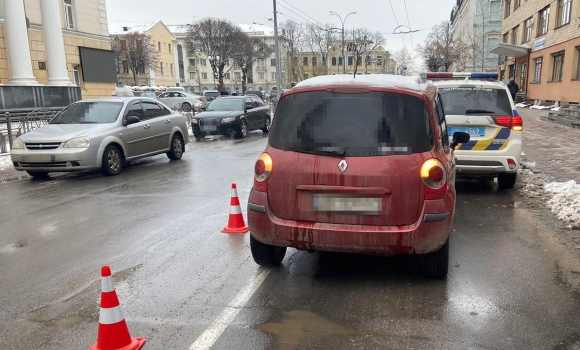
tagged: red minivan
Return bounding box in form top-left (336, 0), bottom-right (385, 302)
top-left (247, 75), bottom-right (469, 278)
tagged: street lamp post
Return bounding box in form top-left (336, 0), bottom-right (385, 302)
top-left (329, 11), bottom-right (357, 74)
top-left (273, 0), bottom-right (282, 101)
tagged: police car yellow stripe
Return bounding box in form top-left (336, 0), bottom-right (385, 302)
top-left (471, 128), bottom-right (501, 150)
top-left (457, 128), bottom-right (511, 151)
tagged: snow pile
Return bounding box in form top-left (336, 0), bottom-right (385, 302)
top-left (294, 74), bottom-right (426, 91)
top-left (544, 181), bottom-right (580, 229)
top-left (521, 161), bottom-right (536, 169)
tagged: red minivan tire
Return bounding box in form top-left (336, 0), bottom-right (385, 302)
top-left (423, 238), bottom-right (449, 279)
top-left (250, 235), bottom-right (286, 267)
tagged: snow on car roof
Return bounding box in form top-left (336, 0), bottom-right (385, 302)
top-left (294, 74), bottom-right (428, 91)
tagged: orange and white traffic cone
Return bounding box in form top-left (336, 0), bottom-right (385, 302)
top-left (89, 266), bottom-right (146, 350)
top-left (222, 183), bottom-right (249, 233)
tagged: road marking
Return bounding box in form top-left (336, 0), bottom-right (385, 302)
top-left (189, 268), bottom-right (271, 350)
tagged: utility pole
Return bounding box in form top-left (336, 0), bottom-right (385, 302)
top-left (273, 0), bottom-right (282, 101)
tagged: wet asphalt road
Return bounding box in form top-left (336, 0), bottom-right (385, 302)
top-left (1, 131), bottom-right (580, 350)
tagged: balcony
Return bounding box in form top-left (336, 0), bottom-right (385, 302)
top-left (188, 66), bottom-right (197, 73)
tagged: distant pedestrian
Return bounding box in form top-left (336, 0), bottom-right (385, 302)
top-left (507, 79), bottom-right (519, 101)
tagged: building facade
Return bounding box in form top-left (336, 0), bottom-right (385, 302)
top-left (450, 0), bottom-right (502, 72)
top-left (169, 24), bottom-right (290, 94)
top-left (0, 0), bottom-right (116, 100)
top-left (296, 45), bottom-right (395, 80)
top-left (109, 21), bottom-right (178, 87)
top-left (491, 0), bottom-right (580, 103)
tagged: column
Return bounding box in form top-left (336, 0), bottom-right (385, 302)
top-left (40, 0), bottom-right (73, 85)
top-left (2, 0), bottom-right (38, 85)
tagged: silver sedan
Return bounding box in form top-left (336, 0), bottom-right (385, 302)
top-left (10, 97), bottom-right (189, 177)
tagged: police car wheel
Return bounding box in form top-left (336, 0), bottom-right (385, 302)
top-left (498, 173), bottom-right (517, 189)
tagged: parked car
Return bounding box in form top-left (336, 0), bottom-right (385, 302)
top-left (246, 89), bottom-right (265, 101)
top-left (246, 74), bottom-right (470, 279)
top-left (166, 87), bottom-right (186, 93)
top-left (191, 96), bottom-right (271, 140)
top-left (203, 90), bottom-right (221, 102)
top-left (432, 73), bottom-right (523, 189)
top-left (10, 97), bottom-right (189, 177)
top-left (139, 91), bottom-right (158, 98)
top-left (157, 91), bottom-right (207, 112)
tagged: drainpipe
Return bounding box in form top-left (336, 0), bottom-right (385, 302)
top-left (525, 48), bottom-right (531, 100)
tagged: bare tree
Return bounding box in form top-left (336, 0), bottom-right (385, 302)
top-left (186, 18), bottom-right (247, 92)
top-left (233, 36), bottom-right (273, 94)
top-left (113, 32), bottom-right (159, 86)
top-left (280, 20), bottom-right (304, 84)
top-left (303, 23), bottom-right (338, 76)
top-left (348, 29), bottom-right (386, 76)
top-left (419, 21), bottom-right (461, 72)
top-left (393, 48), bottom-right (414, 75)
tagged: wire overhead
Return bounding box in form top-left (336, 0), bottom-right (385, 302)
top-left (388, 0), bottom-right (407, 50)
top-left (275, 2), bottom-right (318, 25)
top-left (403, 0), bottom-right (415, 56)
top-left (278, 0), bottom-right (322, 25)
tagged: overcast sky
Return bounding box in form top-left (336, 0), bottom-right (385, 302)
top-left (106, 0), bottom-right (456, 68)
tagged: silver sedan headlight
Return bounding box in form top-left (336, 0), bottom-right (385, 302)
top-left (64, 137), bottom-right (90, 148)
top-left (221, 117), bottom-right (236, 123)
top-left (12, 138), bottom-right (24, 149)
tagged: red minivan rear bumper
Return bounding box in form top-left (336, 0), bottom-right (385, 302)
top-left (247, 189), bottom-right (455, 255)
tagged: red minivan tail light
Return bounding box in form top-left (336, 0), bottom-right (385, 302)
top-left (421, 158), bottom-right (447, 200)
top-left (492, 116), bottom-right (523, 131)
top-left (254, 153), bottom-right (273, 192)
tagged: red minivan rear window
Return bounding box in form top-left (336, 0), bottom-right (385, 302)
top-left (269, 91), bottom-right (433, 157)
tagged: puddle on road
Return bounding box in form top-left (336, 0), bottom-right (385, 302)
top-left (553, 332), bottom-right (580, 350)
top-left (29, 314), bottom-right (91, 328)
top-left (253, 310), bottom-right (357, 349)
top-left (1, 238), bottom-right (30, 253)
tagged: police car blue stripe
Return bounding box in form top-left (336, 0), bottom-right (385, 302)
top-left (459, 140), bottom-right (478, 150)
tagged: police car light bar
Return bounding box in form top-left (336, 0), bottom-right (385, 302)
top-left (425, 72), bottom-right (499, 80)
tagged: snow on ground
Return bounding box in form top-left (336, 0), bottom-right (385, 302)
top-left (521, 161), bottom-right (536, 169)
top-left (518, 169), bottom-right (580, 230)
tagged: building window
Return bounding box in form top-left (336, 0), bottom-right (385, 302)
top-left (225, 59), bottom-right (230, 66)
top-left (576, 46), bottom-right (580, 80)
top-left (504, 0), bottom-right (511, 17)
top-left (312, 57), bottom-right (317, 66)
top-left (303, 73), bottom-right (308, 79)
top-left (514, 0), bottom-right (521, 10)
top-left (271, 72), bottom-right (276, 80)
top-left (200, 59), bottom-right (206, 66)
top-left (189, 58), bottom-right (196, 67)
top-left (271, 59), bottom-right (276, 67)
top-left (257, 58), bottom-right (264, 67)
top-left (170, 63), bottom-right (173, 75)
top-left (120, 40), bottom-right (127, 49)
top-left (202, 72), bottom-right (208, 80)
top-left (511, 26), bottom-right (519, 45)
top-left (258, 72), bottom-right (265, 81)
top-left (557, 0), bottom-right (572, 27)
top-left (270, 45), bottom-right (275, 51)
top-left (72, 65), bottom-right (80, 85)
top-left (331, 57), bottom-right (337, 66)
top-left (338, 57), bottom-right (343, 66)
top-left (168, 44), bottom-right (172, 53)
top-left (356, 56), bottom-right (362, 65)
top-left (224, 73), bottom-right (230, 80)
top-left (303, 57), bottom-right (308, 66)
top-left (524, 17), bottom-right (534, 42)
top-left (122, 60), bottom-right (129, 74)
top-left (158, 42), bottom-right (161, 51)
top-left (534, 57), bottom-right (543, 82)
top-left (190, 72), bottom-right (196, 80)
top-left (160, 62), bottom-right (164, 75)
top-left (234, 72), bottom-right (241, 80)
top-left (348, 56), bottom-right (354, 66)
top-left (520, 62), bottom-right (527, 93)
top-left (551, 51), bottom-right (565, 82)
top-left (538, 6), bottom-right (550, 36)
top-left (503, 32), bottom-right (509, 43)
top-left (64, 0), bottom-right (75, 29)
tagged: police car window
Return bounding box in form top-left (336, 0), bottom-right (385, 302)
top-left (438, 87), bottom-right (512, 116)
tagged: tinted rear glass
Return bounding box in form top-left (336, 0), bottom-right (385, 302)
top-left (269, 91), bottom-right (433, 157)
top-left (438, 87), bottom-right (513, 116)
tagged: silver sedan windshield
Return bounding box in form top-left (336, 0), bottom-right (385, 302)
top-left (50, 102), bottom-right (124, 124)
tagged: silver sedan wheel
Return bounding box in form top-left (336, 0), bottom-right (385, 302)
top-left (173, 137), bottom-right (183, 158)
top-left (107, 149), bottom-right (121, 172)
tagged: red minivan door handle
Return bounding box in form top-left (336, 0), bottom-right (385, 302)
top-left (295, 185), bottom-right (391, 195)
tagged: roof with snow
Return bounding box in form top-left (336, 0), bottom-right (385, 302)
top-left (294, 74), bottom-right (428, 91)
top-left (109, 21), bottom-right (175, 39)
top-left (166, 24), bottom-right (190, 35)
top-left (238, 24), bottom-right (275, 36)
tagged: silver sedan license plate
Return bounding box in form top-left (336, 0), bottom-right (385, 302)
top-left (313, 194), bottom-right (382, 215)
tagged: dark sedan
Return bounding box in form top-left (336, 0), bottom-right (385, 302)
top-left (191, 96), bottom-right (271, 140)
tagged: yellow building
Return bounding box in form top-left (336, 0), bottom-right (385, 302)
top-left (109, 21), bottom-right (178, 87)
top-left (292, 45), bottom-right (395, 82)
top-left (0, 0), bottom-right (116, 99)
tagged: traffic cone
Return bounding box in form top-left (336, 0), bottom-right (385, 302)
top-left (222, 183), bottom-right (249, 233)
top-left (89, 266), bottom-right (146, 350)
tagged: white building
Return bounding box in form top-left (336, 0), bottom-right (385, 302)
top-left (167, 23), bottom-right (289, 93)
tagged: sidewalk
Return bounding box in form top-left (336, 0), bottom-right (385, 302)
top-left (518, 108), bottom-right (580, 183)
top-left (0, 154), bottom-right (28, 182)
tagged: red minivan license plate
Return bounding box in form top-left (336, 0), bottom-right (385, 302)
top-left (313, 194), bottom-right (382, 215)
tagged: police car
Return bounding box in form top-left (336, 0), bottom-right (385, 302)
top-left (428, 72), bottom-right (523, 189)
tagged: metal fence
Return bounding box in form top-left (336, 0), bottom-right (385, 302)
top-left (0, 108), bottom-right (62, 154)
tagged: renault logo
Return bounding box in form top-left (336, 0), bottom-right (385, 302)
top-left (338, 159), bottom-right (348, 173)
